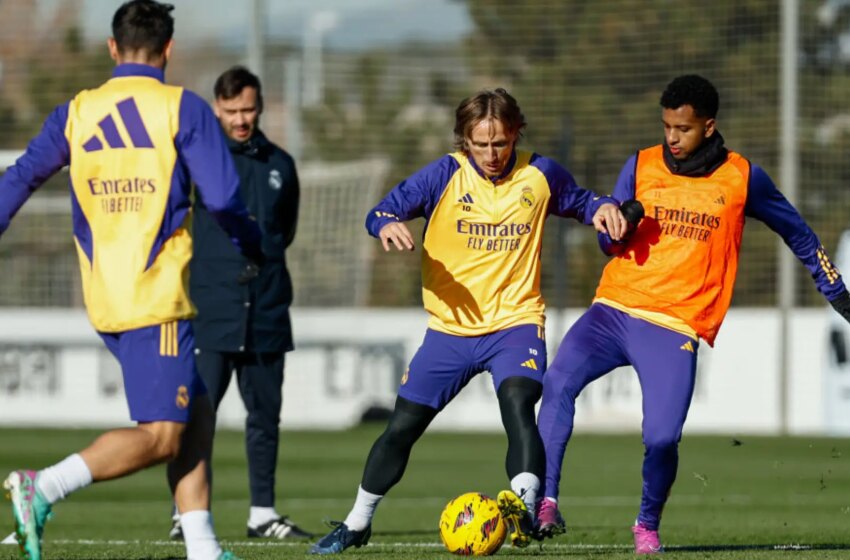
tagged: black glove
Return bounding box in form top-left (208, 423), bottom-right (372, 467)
top-left (620, 199), bottom-right (645, 238)
top-left (829, 290), bottom-right (850, 323)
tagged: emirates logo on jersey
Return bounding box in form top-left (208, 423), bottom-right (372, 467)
top-left (654, 205), bottom-right (722, 243)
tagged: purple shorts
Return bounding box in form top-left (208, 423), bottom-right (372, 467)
top-left (399, 323), bottom-right (547, 410)
top-left (99, 320), bottom-right (206, 423)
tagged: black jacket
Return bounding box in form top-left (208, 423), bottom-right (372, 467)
top-left (190, 130), bottom-right (299, 353)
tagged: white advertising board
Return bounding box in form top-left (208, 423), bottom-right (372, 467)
top-left (0, 307), bottom-right (832, 434)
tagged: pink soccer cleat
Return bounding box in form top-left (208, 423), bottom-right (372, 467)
top-left (536, 498), bottom-right (566, 538)
top-left (632, 522), bottom-right (663, 554)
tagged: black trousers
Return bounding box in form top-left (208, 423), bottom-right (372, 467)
top-left (197, 349), bottom-right (285, 508)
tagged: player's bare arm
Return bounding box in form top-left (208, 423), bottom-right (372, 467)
top-left (379, 221), bottom-right (415, 252)
top-left (592, 202), bottom-right (627, 241)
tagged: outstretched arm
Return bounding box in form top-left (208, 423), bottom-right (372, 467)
top-left (365, 155), bottom-right (459, 252)
top-left (746, 164), bottom-right (849, 316)
top-left (534, 154), bottom-right (624, 241)
top-left (0, 104), bottom-right (71, 234)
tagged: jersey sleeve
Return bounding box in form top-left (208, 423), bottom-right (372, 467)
top-left (531, 154), bottom-right (614, 224)
top-left (0, 103), bottom-right (70, 234)
top-left (597, 154), bottom-right (639, 255)
top-left (365, 155), bottom-right (460, 238)
top-left (745, 163), bottom-right (846, 300)
top-left (610, 154), bottom-right (638, 203)
top-left (175, 90), bottom-right (261, 258)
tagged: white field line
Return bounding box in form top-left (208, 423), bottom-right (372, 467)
top-left (21, 494), bottom-right (849, 508)
top-left (2, 494), bottom-right (840, 548)
top-left (1, 538), bottom-right (817, 551)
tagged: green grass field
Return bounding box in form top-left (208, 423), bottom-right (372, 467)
top-left (1, 425), bottom-right (850, 559)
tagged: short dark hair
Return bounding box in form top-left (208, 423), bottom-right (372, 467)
top-left (112, 0), bottom-right (174, 57)
top-left (214, 66), bottom-right (263, 110)
top-left (660, 75), bottom-right (719, 119)
top-left (453, 88), bottom-right (526, 151)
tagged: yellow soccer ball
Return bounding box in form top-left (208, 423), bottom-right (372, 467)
top-left (438, 492), bottom-right (507, 556)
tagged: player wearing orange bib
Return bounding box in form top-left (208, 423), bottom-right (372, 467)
top-left (536, 75), bottom-right (850, 554)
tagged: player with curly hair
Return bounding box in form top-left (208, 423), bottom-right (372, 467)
top-left (535, 74), bottom-right (850, 554)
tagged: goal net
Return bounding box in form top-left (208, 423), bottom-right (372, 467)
top-left (290, 158), bottom-right (390, 307)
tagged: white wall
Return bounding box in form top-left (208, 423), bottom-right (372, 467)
top-left (0, 307), bottom-right (837, 434)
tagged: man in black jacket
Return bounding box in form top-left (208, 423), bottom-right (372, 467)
top-left (171, 66), bottom-right (310, 540)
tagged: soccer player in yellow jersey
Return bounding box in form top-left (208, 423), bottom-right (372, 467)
top-left (1, 2), bottom-right (261, 559)
top-left (311, 88), bottom-right (626, 554)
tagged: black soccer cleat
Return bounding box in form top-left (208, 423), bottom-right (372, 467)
top-left (309, 521), bottom-right (371, 554)
top-left (169, 516), bottom-right (183, 541)
top-left (248, 516), bottom-right (313, 539)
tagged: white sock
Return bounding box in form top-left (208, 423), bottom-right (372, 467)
top-left (181, 510), bottom-right (221, 560)
top-left (343, 485), bottom-right (383, 532)
top-left (35, 454), bottom-right (93, 504)
top-left (511, 472), bottom-right (540, 522)
top-left (249, 506), bottom-right (280, 528)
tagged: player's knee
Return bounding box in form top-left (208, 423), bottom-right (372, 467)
top-left (141, 421), bottom-right (186, 462)
top-left (497, 376), bottom-right (542, 418)
top-left (245, 410), bottom-right (281, 432)
top-left (381, 418), bottom-right (419, 449)
top-left (378, 397), bottom-right (436, 448)
top-left (156, 439), bottom-right (182, 462)
top-left (643, 433), bottom-right (680, 454)
top-left (499, 376), bottom-right (542, 402)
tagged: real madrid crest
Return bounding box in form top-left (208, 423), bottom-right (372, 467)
top-left (519, 186), bottom-right (535, 209)
top-left (176, 385), bottom-right (190, 409)
top-left (269, 169), bottom-right (283, 190)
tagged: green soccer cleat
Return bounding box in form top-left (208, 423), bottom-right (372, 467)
top-left (496, 489), bottom-right (536, 548)
top-left (218, 551), bottom-right (242, 560)
top-left (4, 470), bottom-right (52, 560)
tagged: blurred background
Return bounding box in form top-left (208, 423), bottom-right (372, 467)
top-left (1, 0), bottom-right (850, 435)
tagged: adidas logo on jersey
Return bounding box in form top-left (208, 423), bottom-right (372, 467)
top-left (714, 195), bottom-right (726, 205)
top-left (458, 193), bottom-right (474, 204)
top-left (83, 97), bottom-right (155, 152)
top-left (679, 341), bottom-right (695, 353)
top-left (520, 358), bottom-right (538, 370)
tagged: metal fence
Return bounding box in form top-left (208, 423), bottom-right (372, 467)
top-left (0, 0), bottom-right (848, 309)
